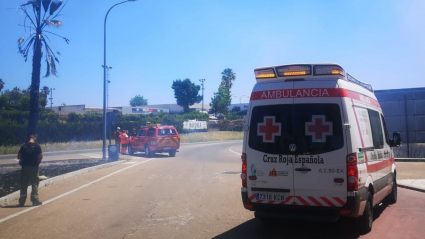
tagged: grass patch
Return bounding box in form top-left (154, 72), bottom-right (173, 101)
top-left (0, 131), bottom-right (243, 155)
top-left (180, 131), bottom-right (243, 143)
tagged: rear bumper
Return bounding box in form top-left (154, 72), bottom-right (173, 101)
top-left (151, 146), bottom-right (179, 152)
top-left (241, 187), bottom-right (368, 222)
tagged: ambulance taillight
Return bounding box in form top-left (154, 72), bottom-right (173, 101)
top-left (347, 153), bottom-right (358, 191)
top-left (241, 153), bottom-right (247, 187)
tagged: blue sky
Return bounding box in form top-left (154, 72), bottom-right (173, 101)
top-left (0, 0), bottom-right (424, 108)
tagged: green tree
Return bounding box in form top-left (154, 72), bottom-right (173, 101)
top-left (0, 94), bottom-right (9, 110)
top-left (0, 78), bottom-right (4, 92)
top-left (209, 85), bottom-right (231, 116)
top-left (40, 86), bottom-right (50, 98)
top-left (129, 95), bottom-right (148, 106)
top-left (16, 0), bottom-right (69, 138)
top-left (220, 68), bottom-right (236, 89)
top-left (18, 95), bottom-right (31, 111)
top-left (171, 78), bottom-right (202, 113)
top-left (4, 87), bottom-right (24, 106)
top-left (39, 86), bottom-right (50, 108)
top-left (39, 97), bottom-right (48, 109)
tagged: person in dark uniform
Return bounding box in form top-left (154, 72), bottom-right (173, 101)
top-left (130, 128), bottom-right (137, 137)
top-left (17, 135), bottom-right (43, 206)
top-left (114, 127), bottom-right (122, 149)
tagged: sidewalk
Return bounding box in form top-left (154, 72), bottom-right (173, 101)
top-left (395, 160), bottom-right (425, 193)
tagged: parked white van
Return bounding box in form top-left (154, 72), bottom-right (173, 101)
top-left (241, 63), bottom-right (401, 233)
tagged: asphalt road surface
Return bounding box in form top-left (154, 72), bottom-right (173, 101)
top-left (0, 141), bottom-right (424, 239)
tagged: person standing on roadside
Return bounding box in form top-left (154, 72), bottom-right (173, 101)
top-left (114, 127), bottom-right (122, 149)
top-left (120, 130), bottom-right (129, 154)
top-left (17, 135), bottom-right (43, 206)
top-left (130, 128), bottom-right (137, 137)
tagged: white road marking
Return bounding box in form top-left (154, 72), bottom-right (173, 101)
top-left (0, 158), bottom-right (156, 224)
top-left (228, 147), bottom-right (241, 156)
top-left (79, 153), bottom-right (102, 158)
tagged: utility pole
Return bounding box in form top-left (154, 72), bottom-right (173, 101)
top-left (102, 0), bottom-right (138, 160)
top-left (49, 88), bottom-right (55, 108)
top-left (102, 65), bottom-right (113, 110)
top-left (199, 79), bottom-right (205, 112)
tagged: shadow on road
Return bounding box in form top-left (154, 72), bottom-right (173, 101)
top-left (211, 208), bottom-right (403, 239)
top-left (213, 217), bottom-right (361, 239)
top-left (127, 153), bottom-right (174, 159)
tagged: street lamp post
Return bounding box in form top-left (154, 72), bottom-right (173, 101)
top-left (49, 88), bottom-right (55, 108)
top-left (102, 65), bottom-right (112, 110)
top-left (239, 95), bottom-right (246, 104)
top-left (199, 79), bottom-right (205, 112)
top-left (103, 0), bottom-right (137, 160)
top-left (102, 65), bottom-right (112, 145)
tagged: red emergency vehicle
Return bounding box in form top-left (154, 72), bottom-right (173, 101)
top-left (128, 124), bottom-right (180, 157)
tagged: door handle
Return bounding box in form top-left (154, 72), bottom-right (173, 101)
top-left (295, 168), bottom-right (311, 172)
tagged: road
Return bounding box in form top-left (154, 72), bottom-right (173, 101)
top-left (0, 141), bottom-right (424, 239)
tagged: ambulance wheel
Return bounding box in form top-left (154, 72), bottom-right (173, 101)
top-left (169, 150), bottom-right (176, 157)
top-left (386, 173), bottom-right (397, 204)
top-left (254, 212), bottom-right (275, 226)
top-left (358, 191), bottom-right (373, 234)
top-left (128, 145), bottom-right (134, 155)
top-left (145, 145), bottom-right (153, 157)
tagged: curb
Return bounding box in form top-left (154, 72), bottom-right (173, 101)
top-left (395, 158), bottom-right (425, 162)
top-left (398, 184), bottom-right (425, 193)
top-left (0, 159), bottom-right (127, 207)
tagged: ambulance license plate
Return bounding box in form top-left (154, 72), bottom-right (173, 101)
top-left (163, 147), bottom-right (171, 150)
top-left (255, 193), bottom-right (284, 201)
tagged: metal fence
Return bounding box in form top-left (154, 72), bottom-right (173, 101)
top-left (375, 87), bottom-right (425, 157)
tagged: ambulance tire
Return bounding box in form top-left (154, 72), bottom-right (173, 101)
top-left (169, 150), bottom-right (176, 157)
top-left (128, 145), bottom-right (134, 155)
top-left (145, 145), bottom-right (153, 158)
top-left (255, 215), bottom-right (272, 226)
top-left (358, 191), bottom-right (373, 234)
top-left (254, 212), bottom-right (278, 226)
top-left (386, 174), bottom-right (397, 204)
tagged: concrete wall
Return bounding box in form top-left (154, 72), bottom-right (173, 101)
top-left (375, 88), bottom-right (425, 144)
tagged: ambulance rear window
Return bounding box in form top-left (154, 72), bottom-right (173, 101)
top-left (158, 129), bottom-right (177, 136)
top-left (248, 104), bottom-right (344, 155)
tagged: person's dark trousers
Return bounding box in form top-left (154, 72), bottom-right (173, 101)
top-left (19, 166), bottom-right (40, 206)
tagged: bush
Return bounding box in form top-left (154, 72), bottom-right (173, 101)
top-left (0, 110), bottom-right (211, 146)
top-left (217, 119), bottom-right (244, 131)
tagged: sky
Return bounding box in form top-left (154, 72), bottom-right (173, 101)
top-left (0, 0), bottom-right (424, 108)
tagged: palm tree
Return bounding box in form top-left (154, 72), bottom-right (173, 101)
top-left (17, 0), bottom-right (69, 138)
top-left (0, 78), bottom-right (4, 93)
top-left (220, 68), bottom-right (236, 89)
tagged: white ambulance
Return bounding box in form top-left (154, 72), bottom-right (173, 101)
top-left (241, 63), bottom-right (401, 233)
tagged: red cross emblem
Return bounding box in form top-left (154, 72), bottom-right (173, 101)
top-left (258, 116), bottom-right (281, 143)
top-left (305, 115), bottom-right (333, 143)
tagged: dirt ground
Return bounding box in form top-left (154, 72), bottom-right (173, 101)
top-left (396, 162), bottom-right (425, 180)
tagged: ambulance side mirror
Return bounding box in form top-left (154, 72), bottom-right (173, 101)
top-left (389, 132), bottom-right (401, 147)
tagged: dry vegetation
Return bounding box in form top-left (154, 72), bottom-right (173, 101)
top-left (0, 131), bottom-right (244, 155)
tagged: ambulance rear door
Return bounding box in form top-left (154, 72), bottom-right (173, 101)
top-left (246, 81), bottom-right (295, 205)
top-left (291, 80), bottom-right (347, 207)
